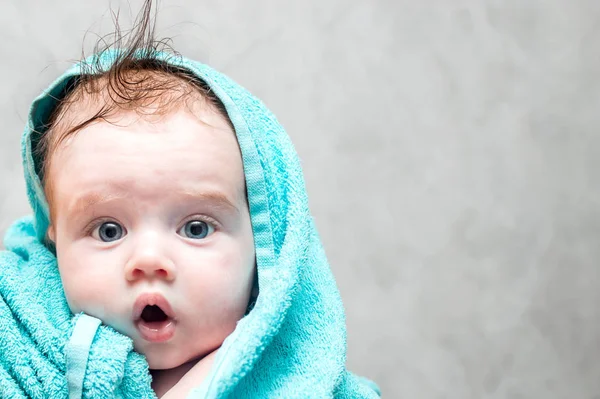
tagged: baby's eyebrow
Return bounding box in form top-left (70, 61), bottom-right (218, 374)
top-left (179, 190), bottom-right (240, 214)
top-left (68, 189), bottom-right (240, 215)
top-left (69, 192), bottom-right (128, 215)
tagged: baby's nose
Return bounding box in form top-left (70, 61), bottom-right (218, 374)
top-left (124, 247), bottom-right (175, 282)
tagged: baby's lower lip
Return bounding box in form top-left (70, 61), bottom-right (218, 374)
top-left (135, 319), bottom-right (175, 343)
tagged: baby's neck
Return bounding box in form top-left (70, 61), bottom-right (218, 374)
top-left (150, 350), bottom-right (219, 398)
top-left (151, 360), bottom-right (196, 397)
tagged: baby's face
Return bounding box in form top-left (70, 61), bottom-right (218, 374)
top-left (47, 106), bottom-right (255, 370)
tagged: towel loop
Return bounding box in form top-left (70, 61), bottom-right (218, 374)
top-left (66, 314), bottom-right (101, 399)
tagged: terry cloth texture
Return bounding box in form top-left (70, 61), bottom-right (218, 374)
top-left (0, 49), bottom-right (381, 398)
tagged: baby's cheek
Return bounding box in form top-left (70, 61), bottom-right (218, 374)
top-left (58, 254), bottom-right (120, 316)
top-left (62, 274), bottom-right (114, 316)
top-left (210, 272), bottom-right (252, 322)
top-left (184, 254), bottom-right (251, 319)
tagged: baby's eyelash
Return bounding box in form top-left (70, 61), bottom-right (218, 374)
top-left (83, 218), bottom-right (118, 236)
top-left (181, 214), bottom-right (221, 230)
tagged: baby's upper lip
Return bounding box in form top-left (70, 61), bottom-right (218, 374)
top-left (132, 292), bottom-right (175, 320)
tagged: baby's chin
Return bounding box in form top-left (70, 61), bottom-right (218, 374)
top-left (138, 340), bottom-right (208, 370)
top-left (144, 350), bottom-right (190, 370)
top-left (148, 359), bottom-right (187, 371)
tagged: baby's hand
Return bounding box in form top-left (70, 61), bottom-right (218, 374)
top-left (159, 349), bottom-right (219, 399)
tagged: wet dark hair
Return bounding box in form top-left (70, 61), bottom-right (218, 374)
top-left (35, 0), bottom-right (231, 203)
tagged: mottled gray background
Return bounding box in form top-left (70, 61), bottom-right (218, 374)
top-left (1, 1), bottom-right (599, 397)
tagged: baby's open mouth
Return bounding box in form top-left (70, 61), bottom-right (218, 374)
top-left (133, 293), bottom-right (176, 343)
top-left (141, 305), bottom-right (168, 323)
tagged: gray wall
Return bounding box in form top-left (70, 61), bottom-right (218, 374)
top-left (1, 1), bottom-right (599, 397)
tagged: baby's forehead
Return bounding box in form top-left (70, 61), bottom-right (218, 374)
top-left (52, 105), bottom-right (241, 175)
top-left (48, 108), bottom-right (247, 218)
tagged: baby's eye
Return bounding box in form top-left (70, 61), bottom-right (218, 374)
top-left (93, 222), bottom-right (125, 242)
top-left (178, 220), bottom-right (214, 240)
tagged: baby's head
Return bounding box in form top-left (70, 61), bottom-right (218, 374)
top-left (36, 50), bottom-right (256, 370)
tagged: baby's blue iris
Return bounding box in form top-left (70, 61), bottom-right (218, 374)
top-left (181, 220), bottom-right (211, 239)
top-left (98, 222), bottom-right (124, 242)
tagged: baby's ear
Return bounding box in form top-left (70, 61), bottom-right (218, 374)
top-left (47, 225), bottom-right (56, 243)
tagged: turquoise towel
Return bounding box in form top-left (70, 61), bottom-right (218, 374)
top-left (0, 219), bottom-right (155, 398)
top-left (0, 49), bottom-right (381, 398)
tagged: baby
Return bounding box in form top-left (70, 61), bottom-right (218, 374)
top-left (0, 1), bottom-right (380, 397)
top-left (41, 63), bottom-right (254, 396)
